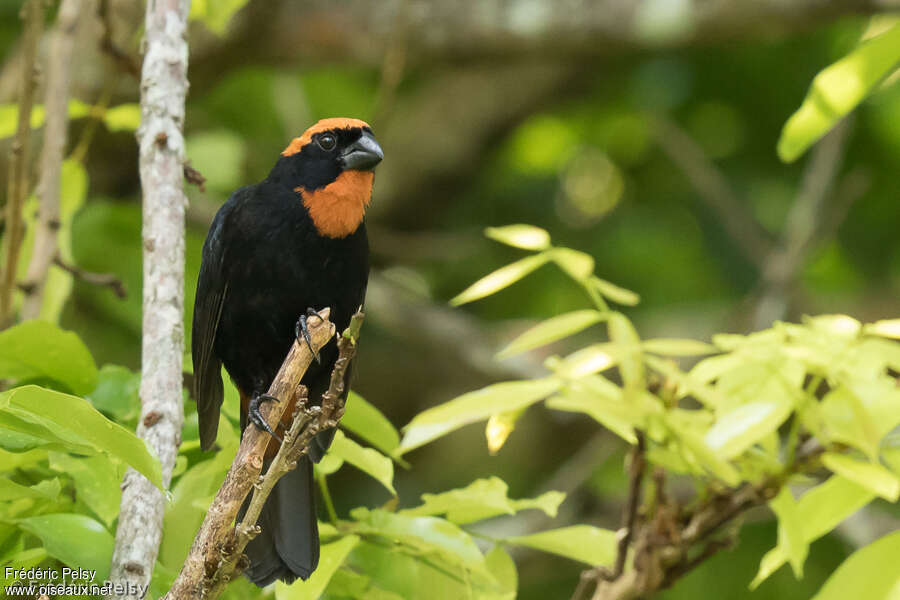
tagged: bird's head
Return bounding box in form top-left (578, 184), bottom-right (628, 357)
top-left (277, 118), bottom-right (384, 238)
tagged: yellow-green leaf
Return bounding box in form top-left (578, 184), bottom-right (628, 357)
top-left (865, 319), bottom-right (900, 339)
top-left (328, 430), bottom-right (395, 495)
top-left (399, 379), bottom-right (562, 453)
top-left (497, 310), bottom-right (605, 359)
top-left (591, 277), bottom-right (640, 306)
top-left (778, 22), bottom-right (900, 162)
top-left (608, 312), bottom-right (644, 390)
top-left (822, 453), bottom-right (900, 501)
top-left (705, 399), bottom-right (793, 460)
top-left (450, 254), bottom-right (550, 306)
top-left (485, 224), bottom-right (551, 250)
top-left (505, 526), bottom-right (616, 566)
top-left (642, 338), bottom-right (717, 356)
top-left (769, 488), bottom-right (808, 578)
top-left (811, 530), bottom-right (900, 600)
top-left (550, 248), bottom-right (595, 281)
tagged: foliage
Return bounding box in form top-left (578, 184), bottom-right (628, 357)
top-left (404, 225), bottom-right (900, 597)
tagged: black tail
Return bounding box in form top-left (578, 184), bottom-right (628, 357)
top-left (242, 456), bottom-right (319, 586)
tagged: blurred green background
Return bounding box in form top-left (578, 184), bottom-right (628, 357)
top-left (1, 1), bottom-right (898, 598)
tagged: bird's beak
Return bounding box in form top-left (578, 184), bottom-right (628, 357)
top-left (340, 131), bottom-right (384, 171)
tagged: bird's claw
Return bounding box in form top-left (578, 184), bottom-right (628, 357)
top-left (248, 393), bottom-right (283, 443)
top-left (295, 308), bottom-right (323, 364)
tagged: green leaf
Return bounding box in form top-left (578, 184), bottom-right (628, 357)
top-left (642, 338), bottom-right (717, 356)
top-left (486, 407), bottom-right (527, 454)
top-left (86, 364), bottom-right (140, 422)
top-left (401, 476), bottom-right (564, 525)
top-left (864, 319), bottom-right (900, 339)
top-left (0, 477), bottom-right (60, 501)
top-left (328, 430), bottom-right (395, 495)
top-left (189, 0), bottom-right (251, 35)
top-left (102, 104), bottom-right (141, 132)
top-left (350, 509), bottom-right (486, 569)
top-left (550, 248), bottom-right (595, 281)
top-left (811, 530), bottom-right (900, 600)
top-left (665, 412), bottom-right (740, 485)
top-left (48, 452), bottom-right (123, 526)
top-left (769, 487), bottom-right (808, 578)
top-left (607, 312), bottom-right (644, 390)
top-left (821, 453), bottom-right (900, 501)
top-left (485, 224), bottom-right (551, 250)
top-left (505, 526), bottom-right (616, 566)
top-left (275, 535), bottom-right (359, 600)
top-left (497, 310), bottom-right (605, 359)
top-left (18, 514), bottom-right (114, 580)
top-left (752, 475), bottom-right (875, 588)
top-left (341, 391), bottom-right (400, 457)
top-left (485, 545), bottom-right (517, 599)
top-left (553, 344), bottom-right (618, 378)
top-left (0, 386), bottom-right (162, 489)
top-left (0, 321), bottom-right (97, 394)
top-left (705, 399), bottom-right (793, 460)
top-left (399, 378), bottom-right (562, 453)
top-left (450, 254), bottom-right (550, 306)
top-left (545, 385), bottom-right (641, 444)
top-left (778, 22), bottom-right (900, 162)
top-left (590, 277), bottom-right (640, 306)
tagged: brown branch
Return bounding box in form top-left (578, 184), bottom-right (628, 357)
top-left (203, 310), bottom-right (365, 598)
top-left (164, 310), bottom-right (337, 600)
top-left (0, 0), bottom-right (45, 328)
top-left (20, 0), bottom-right (85, 321)
top-left (184, 162), bottom-right (207, 192)
top-left (51, 256), bottom-right (126, 299)
top-left (97, 0), bottom-right (141, 78)
top-left (580, 441), bottom-right (825, 600)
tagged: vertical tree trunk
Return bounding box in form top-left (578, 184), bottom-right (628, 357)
top-left (107, 0), bottom-right (190, 597)
top-left (20, 0), bottom-right (84, 320)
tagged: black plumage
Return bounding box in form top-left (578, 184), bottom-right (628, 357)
top-left (191, 118), bottom-right (381, 585)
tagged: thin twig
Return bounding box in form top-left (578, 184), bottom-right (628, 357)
top-left (98, 0), bottom-right (141, 78)
top-left (651, 114), bottom-right (772, 269)
top-left (752, 118), bottom-right (851, 329)
top-left (204, 311), bottom-right (364, 597)
top-left (0, 0), bottom-right (45, 328)
top-left (52, 256), bottom-right (127, 299)
top-left (20, 0), bottom-right (85, 320)
top-left (164, 311), bottom-right (338, 599)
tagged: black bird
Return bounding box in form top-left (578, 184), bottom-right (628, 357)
top-left (191, 118), bottom-right (383, 585)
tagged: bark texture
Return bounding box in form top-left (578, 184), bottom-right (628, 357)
top-left (107, 0), bottom-right (191, 597)
top-left (20, 0), bottom-right (85, 320)
top-left (164, 312), bottom-right (336, 600)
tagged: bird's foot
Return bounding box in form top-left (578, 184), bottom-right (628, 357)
top-left (248, 393), bottom-right (283, 443)
top-left (295, 307), bottom-right (324, 364)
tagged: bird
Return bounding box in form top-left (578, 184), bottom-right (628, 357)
top-left (191, 117), bottom-right (383, 585)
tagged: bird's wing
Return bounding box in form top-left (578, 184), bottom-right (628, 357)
top-left (192, 193), bottom-right (239, 451)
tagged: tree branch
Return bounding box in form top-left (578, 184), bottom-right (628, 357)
top-left (0, 0), bottom-right (44, 328)
top-left (20, 0), bottom-right (85, 321)
top-left (752, 118), bottom-right (852, 329)
top-left (164, 309), bottom-right (338, 599)
top-left (651, 114), bottom-right (772, 269)
top-left (50, 255), bottom-right (127, 299)
top-left (107, 0), bottom-right (191, 597)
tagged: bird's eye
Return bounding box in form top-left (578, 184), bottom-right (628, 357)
top-left (317, 133), bottom-right (337, 151)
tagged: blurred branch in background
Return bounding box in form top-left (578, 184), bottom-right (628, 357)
top-left (0, 0), bottom-right (44, 328)
top-left (107, 0), bottom-right (190, 596)
top-left (20, 0), bottom-right (85, 320)
top-left (651, 114), bottom-right (773, 270)
top-left (753, 118), bottom-right (855, 329)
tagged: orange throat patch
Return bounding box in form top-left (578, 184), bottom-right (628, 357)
top-left (296, 170), bottom-right (374, 238)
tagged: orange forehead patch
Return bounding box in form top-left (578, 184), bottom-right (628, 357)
top-left (281, 118), bottom-right (372, 157)
top-left (295, 170), bottom-right (374, 238)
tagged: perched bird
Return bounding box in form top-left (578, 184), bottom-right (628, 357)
top-left (191, 118), bottom-right (383, 585)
